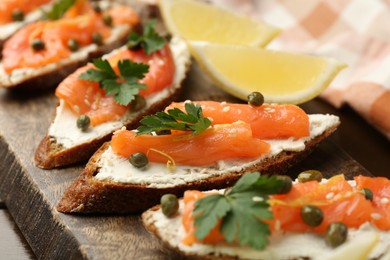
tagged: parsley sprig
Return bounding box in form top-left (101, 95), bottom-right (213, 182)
top-left (127, 20), bottom-right (166, 55)
top-left (79, 59), bottom-right (149, 106)
top-left (193, 172), bottom-right (285, 250)
top-left (77, 21), bottom-right (168, 106)
top-left (43, 0), bottom-right (76, 20)
top-left (136, 103), bottom-right (212, 135)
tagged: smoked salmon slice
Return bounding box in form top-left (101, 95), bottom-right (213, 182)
top-left (355, 175), bottom-right (390, 230)
top-left (0, 0), bottom-right (51, 25)
top-left (2, 0), bottom-right (139, 73)
top-left (167, 101), bottom-right (310, 139)
top-left (55, 44), bottom-right (175, 126)
top-left (269, 175), bottom-right (373, 233)
top-left (111, 121), bottom-right (270, 166)
top-left (111, 101), bottom-right (309, 166)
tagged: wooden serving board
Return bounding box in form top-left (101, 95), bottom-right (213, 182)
top-left (0, 60), bottom-right (372, 259)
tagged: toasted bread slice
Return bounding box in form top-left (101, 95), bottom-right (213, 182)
top-left (142, 196), bottom-right (387, 260)
top-left (0, 1), bottom-right (138, 89)
top-left (35, 36), bottom-right (191, 169)
top-left (0, 1), bottom-right (54, 52)
top-left (56, 114), bottom-right (340, 214)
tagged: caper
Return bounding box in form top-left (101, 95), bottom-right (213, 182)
top-left (67, 38), bottom-right (80, 52)
top-left (31, 39), bottom-right (45, 51)
top-left (76, 115), bottom-right (90, 131)
top-left (297, 170), bottom-right (323, 183)
top-left (360, 188), bottom-right (373, 201)
top-left (301, 205), bottom-right (323, 227)
top-left (92, 3), bottom-right (102, 13)
top-left (103, 15), bottom-right (112, 27)
top-left (12, 9), bottom-right (24, 22)
top-left (129, 152), bottom-right (148, 168)
top-left (161, 194), bottom-right (179, 217)
top-left (126, 33), bottom-right (141, 51)
top-left (276, 175), bottom-right (293, 194)
top-left (131, 95), bottom-right (146, 111)
top-left (325, 222), bottom-right (348, 248)
top-left (248, 91), bottom-right (264, 107)
top-left (155, 130), bottom-right (171, 136)
top-left (92, 32), bottom-right (103, 45)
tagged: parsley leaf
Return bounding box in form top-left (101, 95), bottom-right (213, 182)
top-left (79, 59), bottom-right (149, 106)
top-left (43, 0), bottom-right (76, 20)
top-left (192, 195), bottom-right (230, 239)
top-left (127, 20), bottom-right (166, 55)
top-left (193, 172), bottom-right (285, 250)
top-left (136, 103), bottom-right (212, 135)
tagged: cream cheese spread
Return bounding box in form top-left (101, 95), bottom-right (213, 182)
top-left (48, 36), bottom-right (190, 148)
top-left (95, 114), bottom-right (340, 188)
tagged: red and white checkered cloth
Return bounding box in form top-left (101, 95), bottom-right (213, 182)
top-left (209, 0), bottom-right (390, 140)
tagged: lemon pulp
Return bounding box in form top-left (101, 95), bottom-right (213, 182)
top-left (189, 42), bottom-right (347, 104)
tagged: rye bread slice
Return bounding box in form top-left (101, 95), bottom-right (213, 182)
top-left (0, 1), bottom-right (140, 89)
top-left (34, 36), bottom-right (191, 169)
top-left (56, 116), bottom-right (339, 214)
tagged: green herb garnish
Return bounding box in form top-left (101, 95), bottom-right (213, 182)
top-left (193, 172), bottom-right (285, 250)
top-left (79, 58), bottom-right (149, 106)
top-left (127, 20), bottom-right (166, 55)
top-left (136, 103), bottom-right (212, 135)
top-left (43, 0), bottom-right (76, 20)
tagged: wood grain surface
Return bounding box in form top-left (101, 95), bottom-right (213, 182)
top-left (0, 1), bottom-right (375, 258)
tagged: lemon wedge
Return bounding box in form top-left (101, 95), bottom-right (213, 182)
top-left (189, 41), bottom-right (347, 104)
top-left (159, 0), bottom-right (280, 47)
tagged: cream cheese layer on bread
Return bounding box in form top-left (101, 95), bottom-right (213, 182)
top-left (95, 114), bottom-right (340, 188)
top-left (143, 199), bottom-right (390, 260)
top-left (48, 36), bottom-right (190, 149)
top-left (0, 1), bottom-right (133, 88)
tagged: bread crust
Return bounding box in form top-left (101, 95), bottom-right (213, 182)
top-left (57, 124), bottom-right (338, 214)
top-left (0, 41), bottom-right (4, 54)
